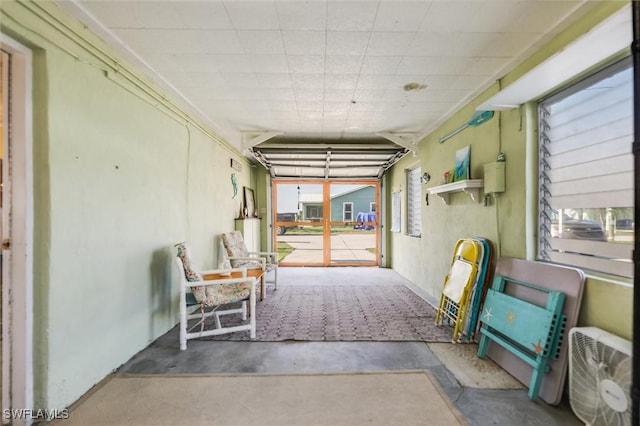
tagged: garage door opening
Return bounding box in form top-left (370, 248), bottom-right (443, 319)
top-left (274, 181), bottom-right (379, 266)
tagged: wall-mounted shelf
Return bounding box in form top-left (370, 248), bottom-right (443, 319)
top-left (427, 180), bottom-right (484, 205)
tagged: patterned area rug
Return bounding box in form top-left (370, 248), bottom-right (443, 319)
top-left (202, 285), bottom-right (454, 342)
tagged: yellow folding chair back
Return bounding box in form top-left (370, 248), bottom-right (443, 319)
top-left (452, 238), bottom-right (481, 265)
top-left (436, 239), bottom-right (482, 342)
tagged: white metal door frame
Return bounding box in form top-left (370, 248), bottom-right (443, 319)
top-left (1, 33), bottom-right (34, 426)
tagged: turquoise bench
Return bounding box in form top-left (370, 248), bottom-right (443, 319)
top-left (477, 276), bottom-right (566, 401)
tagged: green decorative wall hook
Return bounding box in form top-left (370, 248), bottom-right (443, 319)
top-left (231, 173), bottom-right (238, 199)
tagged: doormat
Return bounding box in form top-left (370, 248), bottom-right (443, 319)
top-left (60, 371), bottom-right (467, 426)
top-left (200, 285), bottom-right (454, 342)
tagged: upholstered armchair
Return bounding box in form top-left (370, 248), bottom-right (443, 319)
top-left (220, 231), bottom-right (278, 299)
top-left (175, 242), bottom-right (256, 350)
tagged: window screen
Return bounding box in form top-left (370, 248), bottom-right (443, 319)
top-left (407, 167), bottom-right (422, 237)
top-left (343, 202), bottom-right (353, 221)
top-left (538, 58), bottom-right (633, 278)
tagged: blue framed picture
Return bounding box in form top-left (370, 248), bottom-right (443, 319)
top-left (454, 145), bottom-right (470, 181)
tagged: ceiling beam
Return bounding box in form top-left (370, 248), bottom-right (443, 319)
top-left (376, 132), bottom-right (420, 156)
top-left (241, 130), bottom-right (284, 152)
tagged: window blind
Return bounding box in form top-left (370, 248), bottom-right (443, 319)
top-left (538, 59), bottom-right (633, 278)
top-left (407, 167), bottom-right (422, 237)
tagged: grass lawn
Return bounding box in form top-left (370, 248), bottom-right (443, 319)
top-left (277, 241), bottom-right (295, 262)
top-left (285, 226), bottom-right (375, 235)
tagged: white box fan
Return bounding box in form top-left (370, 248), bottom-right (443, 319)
top-left (569, 327), bottom-right (632, 426)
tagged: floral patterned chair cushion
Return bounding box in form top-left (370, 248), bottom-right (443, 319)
top-left (221, 231), bottom-right (249, 258)
top-left (221, 231), bottom-right (264, 269)
top-left (175, 242), bottom-right (203, 281)
top-left (194, 281), bottom-right (251, 307)
top-left (175, 242), bottom-right (251, 307)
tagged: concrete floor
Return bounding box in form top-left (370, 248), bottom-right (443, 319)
top-left (118, 267), bottom-right (582, 426)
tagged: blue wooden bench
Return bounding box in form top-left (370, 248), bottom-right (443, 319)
top-left (477, 275), bottom-right (566, 401)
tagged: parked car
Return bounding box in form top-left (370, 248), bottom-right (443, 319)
top-left (550, 214), bottom-right (607, 241)
top-left (276, 212), bottom-right (297, 235)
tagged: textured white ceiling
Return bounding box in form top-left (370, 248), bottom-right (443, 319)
top-left (57, 0), bottom-right (593, 157)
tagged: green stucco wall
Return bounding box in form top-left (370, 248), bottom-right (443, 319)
top-left (387, 1), bottom-right (633, 340)
top-left (2, 0), bottom-right (254, 410)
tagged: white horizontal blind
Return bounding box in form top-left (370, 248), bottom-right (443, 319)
top-left (538, 59), bottom-right (633, 278)
top-left (407, 167), bottom-right (422, 237)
